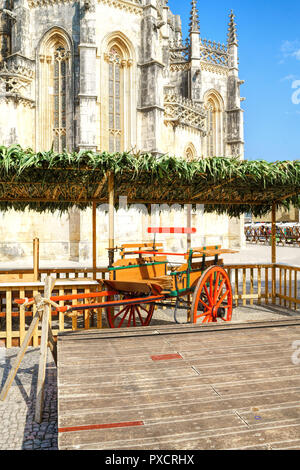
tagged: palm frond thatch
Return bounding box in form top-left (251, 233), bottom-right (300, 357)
top-left (0, 145), bottom-right (299, 217)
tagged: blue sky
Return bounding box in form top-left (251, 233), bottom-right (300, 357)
top-left (168, 0), bottom-right (300, 162)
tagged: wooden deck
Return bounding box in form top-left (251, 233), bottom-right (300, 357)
top-left (57, 320), bottom-right (300, 450)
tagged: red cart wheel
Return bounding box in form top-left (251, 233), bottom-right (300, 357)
top-left (191, 266), bottom-right (233, 324)
top-left (106, 294), bottom-right (155, 328)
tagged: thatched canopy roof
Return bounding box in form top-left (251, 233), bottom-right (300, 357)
top-left (0, 145), bottom-right (299, 217)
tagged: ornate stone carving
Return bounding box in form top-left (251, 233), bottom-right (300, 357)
top-left (169, 38), bottom-right (190, 64)
top-left (0, 60), bottom-right (34, 99)
top-left (0, 61), bottom-right (34, 80)
top-left (28, 0), bottom-right (73, 7)
top-left (98, 0), bottom-right (143, 15)
top-left (170, 62), bottom-right (190, 72)
top-left (227, 10), bottom-right (238, 46)
top-left (0, 94), bottom-right (35, 108)
top-left (84, 0), bottom-right (96, 11)
top-left (104, 50), bottom-right (132, 68)
top-left (164, 91), bottom-right (207, 134)
top-left (189, 0), bottom-right (200, 34)
top-left (200, 39), bottom-right (229, 67)
top-left (200, 62), bottom-right (230, 76)
top-left (27, 0), bottom-right (143, 9)
top-left (0, 8), bottom-right (16, 21)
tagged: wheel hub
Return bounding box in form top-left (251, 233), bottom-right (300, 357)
top-left (212, 305), bottom-right (226, 319)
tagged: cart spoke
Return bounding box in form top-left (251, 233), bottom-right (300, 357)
top-left (204, 284), bottom-right (213, 305)
top-left (136, 306), bottom-right (144, 324)
top-left (198, 297), bottom-right (210, 310)
top-left (213, 272), bottom-right (220, 303)
top-left (139, 304), bottom-right (151, 314)
top-left (197, 310), bottom-right (212, 319)
top-left (106, 295), bottom-right (155, 328)
top-left (113, 305), bottom-right (129, 320)
top-left (216, 290), bottom-right (230, 310)
top-left (215, 277), bottom-right (226, 301)
top-left (127, 307), bottom-right (134, 327)
top-left (118, 308), bottom-right (130, 327)
top-left (209, 274), bottom-right (213, 300)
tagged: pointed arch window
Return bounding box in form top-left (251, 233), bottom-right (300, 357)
top-left (108, 47), bottom-right (122, 152)
top-left (38, 31), bottom-right (71, 152)
top-left (185, 143), bottom-right (197, 161)
top-left (206, 102), bottom-right (215, 157)
top-left (53, 46), bottom-right (69, 152)
top-left (204, 91), bottom-right (224, 157)
top-left (103, 36), bottom-right (134, 153)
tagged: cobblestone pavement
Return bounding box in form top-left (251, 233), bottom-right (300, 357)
top-left (0, 348), bottom-right (57, 450)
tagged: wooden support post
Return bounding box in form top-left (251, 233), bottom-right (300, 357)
top-left (47, 324), bottom-right (57, 366)
top-left (187, 204), bottom-right (192, 251)
top-left (108, 172), bottom-right (115, 267)
top-left (186, 204), bottom-right (192, 321)
top-left (33, 238), bottom-right (39, 281)
top-left (92, 201), bottom-right (97, 280)
top-left (272, 203), bottom-right (277, 304)
top-left (35, 276), bottom-right (56, 423)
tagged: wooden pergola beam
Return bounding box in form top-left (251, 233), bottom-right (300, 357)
top-left (191, 177), bottom-right (237, 200)
top-left (276, 191), bottom-right (299, 202)
top-left (93, 174), bottom-right (108, 199)
top-left (0, 197), bottom-right (278, 205)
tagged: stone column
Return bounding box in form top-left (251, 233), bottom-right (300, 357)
top-left (189, 0), bottom-right (201, 104)
top-left (138, 0), bottom-right (165, 155)
top-left (226, 11), bottom-right (244, 159)
top-left (74, 0), bottom-right (98, 263)
top-left (10, 0), bottom-right (31, 58)
top-left (226, 12), bottom-right (245, 248)
top-left (0, 1), bottom-right (12, 61)
top-left (77, 0), bottom-right (97, 151)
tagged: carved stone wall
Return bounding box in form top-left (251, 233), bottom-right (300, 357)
top-left (0, 0), bottom-right (245, 261)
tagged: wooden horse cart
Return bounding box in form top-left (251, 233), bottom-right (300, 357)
top-left (21, 227), bottom-right (237, 327)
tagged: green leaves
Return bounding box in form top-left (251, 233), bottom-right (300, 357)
top-left (0, 145), bottom-right (299, 216)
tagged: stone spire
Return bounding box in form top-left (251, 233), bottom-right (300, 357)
top-left (189, 0), bottom-right (200, 34)
top-left (227, 10), bottom-right (238, 45)
top-left (189, 0), bottom-right (201, 102)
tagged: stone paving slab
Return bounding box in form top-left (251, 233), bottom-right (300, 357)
top-left (0, 348), bottom-right (57, 450)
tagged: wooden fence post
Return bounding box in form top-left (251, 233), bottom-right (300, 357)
top-left (33, 238), bottom-right (40, 282)
top-left (271, 204), bottom-right (277, 304)
top-left (35, 276), bottom-right (56, 423)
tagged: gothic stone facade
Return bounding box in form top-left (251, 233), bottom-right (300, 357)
top-left (0, 0), bottom-right (245, 263)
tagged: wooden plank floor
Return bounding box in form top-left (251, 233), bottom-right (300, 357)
top-left (57, 319), bottom-right (300, 450)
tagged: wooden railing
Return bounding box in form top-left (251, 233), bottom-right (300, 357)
top-left (225, 264), bottom-right (271, 307)
top-left (0, 266), bottom-right (109, 348)
top-left (275, 264), bottom-right (300, 310)
top-left (245, 225), bottom-right (300, 246)
top-left (0, 264), bottom-right (299, 348)
top-left (225, 264), bottom-right (300, 311)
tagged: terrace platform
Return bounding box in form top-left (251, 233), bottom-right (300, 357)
top-left (57, 319), bottom-right (300, 450)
